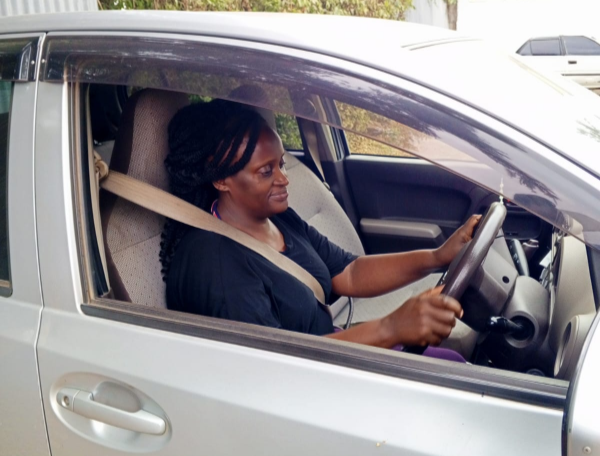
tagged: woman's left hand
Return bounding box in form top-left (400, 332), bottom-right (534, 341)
top-left (433, 214), bottom-right (481, 267)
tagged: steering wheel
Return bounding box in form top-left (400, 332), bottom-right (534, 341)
top-left (403, 202), bottom-right (506, 355)
top-left (441, 201), bottom-right (507, 302)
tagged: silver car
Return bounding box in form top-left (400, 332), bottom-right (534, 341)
top-left (1, 11), bottom-right (600, 456)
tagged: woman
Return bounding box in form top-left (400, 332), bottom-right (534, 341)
top-left (161, 99), bottom-right (480, 354)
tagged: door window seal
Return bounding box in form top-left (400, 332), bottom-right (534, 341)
top-left (0, 36), bottom-right (40, 82)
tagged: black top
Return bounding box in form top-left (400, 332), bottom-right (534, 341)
top-left (166, 208), bottom-right (357, 335)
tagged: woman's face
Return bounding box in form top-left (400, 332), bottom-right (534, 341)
top-left (217, 125), bottom-right (289, 219)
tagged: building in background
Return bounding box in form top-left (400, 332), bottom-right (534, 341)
top-left (405, 0), bottom-right (451, 29)
top-left (0, 0), bottom-right (97, 16)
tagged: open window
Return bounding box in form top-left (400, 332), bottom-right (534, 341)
top-left (43, 32), bottom-right (600, 409)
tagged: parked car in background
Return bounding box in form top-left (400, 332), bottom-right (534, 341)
top-left (2, 11), bottom-right (600, 456)
top-left (517, 35), bottom-right (600, 94)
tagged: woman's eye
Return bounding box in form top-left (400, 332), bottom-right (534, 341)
top-left (279, 159), bottom-right (286, 169)
top-left (260, 165), bottom-right (273, 177)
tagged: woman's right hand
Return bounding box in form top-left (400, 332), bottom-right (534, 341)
top-left (381, 287), bottom-right (463, 347)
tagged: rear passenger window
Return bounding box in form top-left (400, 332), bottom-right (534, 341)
top-left (563, 36), bottom-right (600, 56)
top-left (530, 38), bottom-right (561, 56)
top-left (0, 81), bottom-right (11, 284)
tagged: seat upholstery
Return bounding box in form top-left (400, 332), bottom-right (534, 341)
top-left (100, 89), bottom-right (189, 307)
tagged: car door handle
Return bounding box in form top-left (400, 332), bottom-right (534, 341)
top-left (57, 388), bottom-right (166, 435)
top-left (568, 60), bottom-right (577, 64)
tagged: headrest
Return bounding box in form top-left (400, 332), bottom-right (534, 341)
top-left (110, 89), bottom-right (189, 189)
top-left (228, 84), bottom-right (277, 130)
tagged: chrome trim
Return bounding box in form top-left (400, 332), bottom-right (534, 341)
top-left (360, 218), bottom-right (442, 239)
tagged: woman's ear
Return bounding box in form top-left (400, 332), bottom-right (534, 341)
top-left (213, 179), bottom-right (229, 192)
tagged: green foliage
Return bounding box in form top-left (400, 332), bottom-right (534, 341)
top-left (98, 0), bottom-right (413, 20)
top-left (275, 114), bottom-right (303, 150)
top-left (337, 101), bottom-right (417, 157)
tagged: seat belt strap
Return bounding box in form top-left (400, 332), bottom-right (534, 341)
top-left (298, 119), bottom-right (330, 189)
top-left (99, 170), bottom-right (327, 305)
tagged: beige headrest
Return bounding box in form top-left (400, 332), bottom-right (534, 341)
top-left (110, 89), bottom-right (190, 189)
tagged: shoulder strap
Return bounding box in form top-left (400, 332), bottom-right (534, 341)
top-left (100, 171), bottom-right (327, 305)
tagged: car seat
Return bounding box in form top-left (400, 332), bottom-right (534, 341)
top-left (100, 89), bottom-right (189, 306)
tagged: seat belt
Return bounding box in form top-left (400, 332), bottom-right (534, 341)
top-left (298, 118), bottom-right (329, 189)
top-left (96, 159), bottom-right (327, 305)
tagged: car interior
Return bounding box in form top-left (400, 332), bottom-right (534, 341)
top-left (77, 81), bottom-right (600, 383)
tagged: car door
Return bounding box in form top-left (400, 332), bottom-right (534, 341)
top-left (339, 135), bottom-right (491, 255)
top-left (0, 35), bottom-right (50, 456)
top-left (33, 28), bottom-right (567, 456)
top-left (517, 37), bottom-right (567, 76)
top-left (565, 311), bottom-right (600, 455)
top-left (560, 36), bottom-right (600, 92)
top-left (327, 107), bottom-right (547, 258)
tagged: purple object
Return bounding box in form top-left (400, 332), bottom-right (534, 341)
top-left (333, 328), bottom-right (466, 363)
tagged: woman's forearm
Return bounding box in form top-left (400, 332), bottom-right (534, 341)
top-left (332, 249), bottom-right (444, 298)
top-left (331, 214), bottom-right (481, 299)
top-left (325, 289), bottom-right (462, 348)
top-left (324, 318), bottom-right (395, 348)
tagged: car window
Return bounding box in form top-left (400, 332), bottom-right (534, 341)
top-left (517, 41), bottom-right (532, 56)
top-left (563, 36), bottom-right (600, 56)
top-left (0, 81), bottom-right (11, 285)
top-left (336, 102), bottom-right (416, 158)
top-left (530, 38), bottom-right (561, 56)
top-left (275, 113), bottom-right (303, 150)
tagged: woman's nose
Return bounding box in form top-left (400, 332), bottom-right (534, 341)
top-left (275, 165), bottom-right (289, 186)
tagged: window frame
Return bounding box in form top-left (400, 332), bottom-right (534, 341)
top-left (51, 31), bottom-right (580, 409)
top-left (0, 35), bottom-right (41, 296)
top-left (0, 80), bottom-right (13, 294)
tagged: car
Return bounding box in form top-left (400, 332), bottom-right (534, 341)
top-left (1, 10), bottom-right (600, 456)
top-left (516, 35), bottom-right (600, 94)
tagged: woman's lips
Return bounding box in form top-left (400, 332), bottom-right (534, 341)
top-left (270, 190), bottom-right (289, 202)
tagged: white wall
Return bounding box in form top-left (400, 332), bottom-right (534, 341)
top-left (458, 0), bottom-right (600, 52)
top-left (406, 0), bottom-right (449, 29)
top-left (0, 0), bottom-right (97, 16)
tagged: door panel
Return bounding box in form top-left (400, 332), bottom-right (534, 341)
top-left (0, 80), bottom-right (49, 455)
top-left (37, 307), bottom-right (564, 456)
top-left (344, 156), bottom-right (547, 255)
top-left (345, 156), bottom-right (490, 254)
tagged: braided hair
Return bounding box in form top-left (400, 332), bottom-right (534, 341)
top-left (160, 99), bottom-right (267, 278)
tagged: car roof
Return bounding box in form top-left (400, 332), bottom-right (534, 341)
top-left (2, 11), bottom-right (600, 177)
top-left (0, 11), bottom-right (471, 68)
